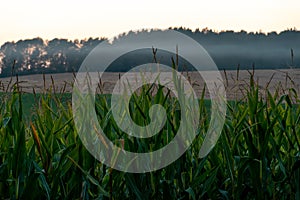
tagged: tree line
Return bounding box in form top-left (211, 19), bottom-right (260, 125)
top-left (0, 28), bottom-right (299, 77)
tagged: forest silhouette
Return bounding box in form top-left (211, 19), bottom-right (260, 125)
top-left (0, 27), bottom-right (299, 77)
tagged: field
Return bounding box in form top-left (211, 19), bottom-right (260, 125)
top-left (1, 68), bottom-right (300, 97)
top-left (0, 69), bottom-right (299, 199)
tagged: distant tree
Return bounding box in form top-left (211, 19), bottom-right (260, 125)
top-left (1, 42), bottom-right (21, 76)
top-left (0, 52), bottom-right (3, 74)
top-left (0, 29), bottom-right (299, 77)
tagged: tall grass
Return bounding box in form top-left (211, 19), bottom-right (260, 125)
top-left (0, 71), bottom-right (299, 199)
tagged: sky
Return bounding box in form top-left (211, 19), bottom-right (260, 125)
top-left (1, 0), bottom-right (300, 46)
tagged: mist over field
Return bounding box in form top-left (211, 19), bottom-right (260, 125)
top-left (1, 0), bottom-right (300, 198)
top-left (0, 28), bottom-right (299, 77)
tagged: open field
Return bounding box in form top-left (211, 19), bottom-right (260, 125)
top-left (0, 69), bottom-right (299, 99)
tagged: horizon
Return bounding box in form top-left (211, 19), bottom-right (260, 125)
top-left (1, 0), bottom-right (300, 46)
top-left (1, 27), bottom-right (300, 46)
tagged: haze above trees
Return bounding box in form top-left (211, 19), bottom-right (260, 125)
top-left (0, 28), bottom-right (299, 77)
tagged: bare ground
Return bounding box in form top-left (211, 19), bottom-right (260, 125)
top-left (0, 69), bottom-right (299, 100)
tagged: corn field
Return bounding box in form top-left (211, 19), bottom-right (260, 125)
top-left (0, 71), bottom-right (299, 199)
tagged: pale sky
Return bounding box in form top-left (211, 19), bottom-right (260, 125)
top-left (1, 0), bottom-right (300, 46)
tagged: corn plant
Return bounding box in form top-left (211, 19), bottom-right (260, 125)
top-left (0, 70), bottom-right (299, 199)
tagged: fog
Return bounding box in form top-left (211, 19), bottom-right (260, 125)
top-left (0, 28), bottom-right (299, 77)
